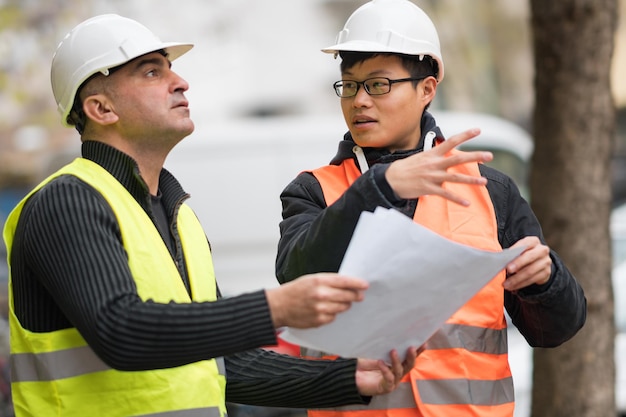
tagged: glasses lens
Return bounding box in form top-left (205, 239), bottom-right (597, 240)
top-left (364, 78), bottom-right (391, 95)
top-left (333, 81), bottom-right (344, 97)
top-left (335, 81), bottom-right (358, 97)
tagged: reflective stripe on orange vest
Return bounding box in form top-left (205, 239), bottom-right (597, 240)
top-left (307, 152), bottom-right (514, 417)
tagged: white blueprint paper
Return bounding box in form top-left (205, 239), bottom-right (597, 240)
top-left (280, 207), bottom-right (525, 362)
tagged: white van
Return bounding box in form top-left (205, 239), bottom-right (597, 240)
top-left (165, 111), bottom-right (534, 296)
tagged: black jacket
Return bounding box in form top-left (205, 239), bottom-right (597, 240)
top-left (276, 112), bottom-right (586, 348)
top-left (9, 140), bottom-right (366, 408)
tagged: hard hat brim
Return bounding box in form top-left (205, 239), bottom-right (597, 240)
top-left (161, 42), bottom-right (194, 62)
top-left (322, 40), bottom-right (437, 57)
top-left (321, 40), bottom-right (444, 82)
top-left (322, 40), bottom-right (402, 55)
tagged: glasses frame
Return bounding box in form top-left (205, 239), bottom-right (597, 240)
top-left (333, 76), bottom-right (429, 98)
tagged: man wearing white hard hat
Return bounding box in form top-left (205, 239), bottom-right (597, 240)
top-left (276, 1), bottom-right (586, 416)
top-left (3, 14), bottom-right (419, 417)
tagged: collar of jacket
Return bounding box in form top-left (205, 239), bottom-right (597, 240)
top-left (329, 110), bottom-right (444, 168)
top-left (81, 140), bottom-right (189, 220)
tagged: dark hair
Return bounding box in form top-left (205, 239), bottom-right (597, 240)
top-left (66, 74), bottom-right (99, 134)
top-left (339, 51), bottom-right (439, 83)
top-left (67, 70), bottom-right (113, 135)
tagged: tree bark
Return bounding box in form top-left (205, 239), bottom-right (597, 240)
top-left (529, 1), bottom-right (617, 416)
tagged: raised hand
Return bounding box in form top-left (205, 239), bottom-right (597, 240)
top-left (385, 128), bottom-right (493, 206)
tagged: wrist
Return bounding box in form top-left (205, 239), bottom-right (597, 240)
top-left (264, 288), bottom-right (283, 328)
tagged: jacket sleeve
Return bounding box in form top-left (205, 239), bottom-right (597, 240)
top-left (225, 349), bottom-right (367, 408)
top-left (482, 165), bottom-right (587, 347)
top-left (276, 166), bottom-right (392, 283)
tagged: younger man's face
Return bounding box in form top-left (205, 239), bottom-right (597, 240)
top-left (340, 54), bottom-right (435, 152)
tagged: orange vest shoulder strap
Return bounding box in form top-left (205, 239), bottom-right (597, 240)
top-left (309, 159), bottom-right (362, 205)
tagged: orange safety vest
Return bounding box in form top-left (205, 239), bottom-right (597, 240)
top-left (306, 155), bottom-right (514, 417)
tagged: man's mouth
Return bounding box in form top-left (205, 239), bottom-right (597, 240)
top-left (353, 116), bottom-right (376, 126)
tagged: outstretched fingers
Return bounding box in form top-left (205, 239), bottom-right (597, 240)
top-left (385, 127), bottom-right (493, 204)
top-left (430, 128), bottom-right (493, 205)
top-left (437, 128), bottom-right (482, 152)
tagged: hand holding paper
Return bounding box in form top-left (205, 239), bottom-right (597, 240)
top-left (280, 207), bottom-right (524, 362)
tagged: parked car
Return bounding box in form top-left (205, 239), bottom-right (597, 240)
top-left (166, 110), bottom-right (535, 296)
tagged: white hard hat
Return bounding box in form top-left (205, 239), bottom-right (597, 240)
top-left (51, 14), bottom-right (193, 127)
top-left (322, 0), bottom-right (444, 82)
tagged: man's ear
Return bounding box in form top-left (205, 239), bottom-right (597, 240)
top-left (421, 77), bottom-right (437, 103)
top-left (82, 94), bottom-right (119, 126)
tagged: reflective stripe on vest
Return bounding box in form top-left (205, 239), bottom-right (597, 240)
top-left (312, 381), bottom-right (417, 411)
top-left (4, 158), bottom-right (226, 417)
top-left (135, 409), bottom-right (222, 417)
top-left (427, 323), bottom-right (507, 353)
top-left (307, 154), bottom-right (513, 417)
top-left (11, 346), bottom-right (226, 383)
top-left (43, 406), bottom-right (226, 417)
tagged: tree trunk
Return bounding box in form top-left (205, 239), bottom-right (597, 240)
top-left (529, 1), bottom-right (617, 416)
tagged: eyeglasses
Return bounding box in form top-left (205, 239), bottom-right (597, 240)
top-left (333, 76), bottom-right (428, 98)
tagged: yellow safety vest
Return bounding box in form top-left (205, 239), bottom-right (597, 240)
top-left (306, 155), bottom-right (514, 417)
top-left (4, 158), bottom-right (227, 417)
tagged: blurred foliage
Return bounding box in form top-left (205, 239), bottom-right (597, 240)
top-left (1, 1), bottom-right (113, 126)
